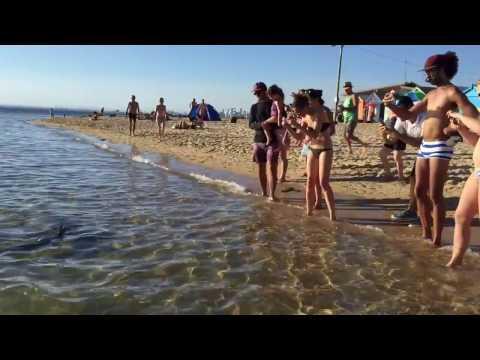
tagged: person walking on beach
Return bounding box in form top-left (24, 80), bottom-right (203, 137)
top-left (444, 111), bottom-right (480, 267)
top-left (50, 108), bottom-right (54, 119)
top-left (383, 51), bottom-right (478, 247)
top-left (155, 97), bottom-right (167, 137)
top-left (126, 95), bottom-right (141, 136)
top-left (249, 82), bottom-right (280, 201)
top-left (339, 82), bottom-right (367, 155)
top-left (380, 96), bottom-right (426, 224)
top-left (196, 99), bottom-right (208, 128)
top-left (284, 90), bottom-right (336, 219)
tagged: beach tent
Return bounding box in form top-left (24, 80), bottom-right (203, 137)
top-left (463, 83), bottom-right (480, 111)
top-left (188, 104), bottom-right (221, 121)
top-left (404, 87), bottom-right (426, 103)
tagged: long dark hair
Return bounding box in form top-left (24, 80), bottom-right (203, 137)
top-left (267, 84), bottom-right (285, 100)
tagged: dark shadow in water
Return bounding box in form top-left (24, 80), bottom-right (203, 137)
top-left (0, 223), bottom-right (66, 255)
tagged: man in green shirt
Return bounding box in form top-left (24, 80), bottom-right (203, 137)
top-left (338, 82), bottom-right (367, 154)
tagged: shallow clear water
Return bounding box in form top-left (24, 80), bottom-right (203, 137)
top-left (1, 108), bottom-right (480, 314)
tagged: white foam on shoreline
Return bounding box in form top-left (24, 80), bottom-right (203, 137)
top-left (189, 173), bottom-right (248, 195)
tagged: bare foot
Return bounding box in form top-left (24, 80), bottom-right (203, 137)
top-left (268, 196), bottom-right (278, 202)
top-left (330, 215), bottom-right (336, 221)
top-left (302, 173), bottom-right (307, 177)
top-left (306, 209), bottom-right (313, 216)
top-left (422, 228), bottom-right (432, 240)
top-left (447, 257), bottom-right (463, 268)
top-left (314, 202), bottom-right (322, 210)
top-left (432, 239), bottom-right (442, 248)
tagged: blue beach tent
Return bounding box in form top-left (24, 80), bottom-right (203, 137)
top-left (463, 83), bottom-right (480, 111)
top-left (188, 104), bottom-right (221, 121)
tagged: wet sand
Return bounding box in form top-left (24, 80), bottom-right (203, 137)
top-left (35, 116), bottom-right (480, 246)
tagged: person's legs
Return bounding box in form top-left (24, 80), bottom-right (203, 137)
top-left (349, 121), bottom-right (367, 147)
top-left (252, 144), bottom-right (268, 196)
top-left (279, 148), bottom-right (288, 182)
top-left (132, 117), bottom-right (137, 136)
top-left (267, 147), bottom-right (279, 201)
top-left (428, 158), bottom-right (450, 247)
top-left (305, 151), bottom-right (318, 216)
top-left (408, 172), bottom-right (417, 212)
top-left (415, 158), bottom-right (432, 240)
top-left (161, 120), bottom-right (166, 136)
top-left (319, 150), bottom-right (336, 221)
top-left (258, 163), bottom-right (267, 197)
top-left (379, 146), bottom-right (393, 176)
top-left (129, 116), bottom-right (133, 136)
top-left (447, 174), bottom-right (478, 267)
top-left (344, 124), bottom-right (353, 155)
top-left (393, 150), bottom-right (404, 180)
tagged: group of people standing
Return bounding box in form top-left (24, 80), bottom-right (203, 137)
top-left (249, 51), bottom-right (480, 268)
top-left (249, 82), bottom-right (337, 220)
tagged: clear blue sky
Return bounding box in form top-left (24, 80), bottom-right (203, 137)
top-left (0, 45), bottom-right (478, 112)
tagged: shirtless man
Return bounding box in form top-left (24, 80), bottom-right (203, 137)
top-left (383, 51), bottom-right (478, 247)
top-left (155, 97), bottom-right (167, 137)
top-left (126, 95), bottom-right (141, 136)
top-left (445, 111), bottom-right (480, 267)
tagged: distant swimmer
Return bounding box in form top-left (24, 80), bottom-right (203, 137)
top-left (155, 97), bottom-right (167, 137)
top-left (126, 95), bottom-right (141, 136)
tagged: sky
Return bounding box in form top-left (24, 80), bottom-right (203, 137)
top-left (0, 45), bottom-right (478, 113)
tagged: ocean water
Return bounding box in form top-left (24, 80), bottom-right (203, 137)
top-left (1, 107), bottom-right (480, 314)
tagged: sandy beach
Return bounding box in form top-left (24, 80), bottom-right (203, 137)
top-left (36, 116), bottom-right (475, 207)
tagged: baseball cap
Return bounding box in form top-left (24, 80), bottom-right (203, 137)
top-left (343, 81), bottom-right (353, 88)
top-left (419, 54), bottom-right (443, 72)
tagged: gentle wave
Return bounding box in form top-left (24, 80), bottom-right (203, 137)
top-left (188, 173), bottom-right (248, 195)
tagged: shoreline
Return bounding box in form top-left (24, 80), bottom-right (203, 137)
top-left (34, 116), bottom-right (480, 246)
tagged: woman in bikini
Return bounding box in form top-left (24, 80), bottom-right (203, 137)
top-left (445, 111), bottom-right (480, 267)
top-left (284, 91), bottom-right (336, 220)
top-left (155, 97), bottom-right (167, 137)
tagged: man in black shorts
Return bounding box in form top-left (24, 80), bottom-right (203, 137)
top-left (249, 82), bottom-right (280, 201)
top-left (126, 95), bottom-right (141, 136)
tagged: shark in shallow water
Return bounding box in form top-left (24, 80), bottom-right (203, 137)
top-left (0, 224), bottom-right (66, 255)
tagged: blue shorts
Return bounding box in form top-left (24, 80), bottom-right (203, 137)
top-left (417, 140), bottom-right (453, 160)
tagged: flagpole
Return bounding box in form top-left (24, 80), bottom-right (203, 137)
top-left (332, 45), bottom-right (344, 124)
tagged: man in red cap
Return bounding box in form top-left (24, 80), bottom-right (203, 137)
top-left (383, 51), bottom-right (478, 247)
top-left (249, 82), bottom-right (279, 201)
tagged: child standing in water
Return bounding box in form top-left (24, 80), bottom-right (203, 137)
top-left (261, 85), bottom-right (286, 146)
top-left (445, 111), bottom-right (480, 267)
